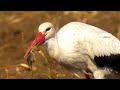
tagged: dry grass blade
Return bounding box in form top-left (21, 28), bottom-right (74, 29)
top-left (0, 63), bottom-right (34, 78)
top-left (0, 63), bottom-right (32, 71)
top-left (38, 50), bottom-right (51, 79)
top-left (19, 63), bottom-right (37, 78)
top-left (19, 63), bottom-right (31, 70)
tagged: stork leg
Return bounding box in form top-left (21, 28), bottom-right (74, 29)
top-left (84, 74), bottom-right (90, 79)
top-left (74, 70), bottom-right (90, 79)
top-left (82, 70), bottom-right (90, 79)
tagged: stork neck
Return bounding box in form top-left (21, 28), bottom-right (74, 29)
top-left (44, 35), bottom-right (60, 60)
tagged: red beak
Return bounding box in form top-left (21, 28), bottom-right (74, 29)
top-left (24, 32), bottom-right (45, 60)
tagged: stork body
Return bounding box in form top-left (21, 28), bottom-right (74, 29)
top-left (24, 22), bottom-right (120, 79)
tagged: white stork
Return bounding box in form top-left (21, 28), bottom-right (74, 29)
top-left (24, 22), bottom-right (120, 79)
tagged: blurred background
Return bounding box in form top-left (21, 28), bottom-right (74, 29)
top-left (0, 11), bottom-right (120, 79)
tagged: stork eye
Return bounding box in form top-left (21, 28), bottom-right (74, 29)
top-left (46, 27), bottom-right (51, 31)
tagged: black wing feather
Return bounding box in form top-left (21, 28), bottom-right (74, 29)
top-left (94, 54), bottom-right (120, 73)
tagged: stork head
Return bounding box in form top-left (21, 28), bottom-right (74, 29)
top-left (24, 22), bottom-right (55, 60)
top-left (38, 22), bottom-right (55, 40)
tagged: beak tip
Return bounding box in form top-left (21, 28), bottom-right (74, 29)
top-left (24, 53), bottom-right (28, 60)
top-left (24, 47), bottom-right (32, 60)
top-left (24, 32), bottom-right (45, 60)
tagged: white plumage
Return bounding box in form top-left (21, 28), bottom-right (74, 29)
top-left (24, 21), bottom-right (120, 79)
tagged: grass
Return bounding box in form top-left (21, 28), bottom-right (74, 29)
top-left (38, 50), bottom-right (51, 79)
top-left (0, 11), bottom-right (120, 79)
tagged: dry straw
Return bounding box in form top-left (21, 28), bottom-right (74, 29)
top-left (38, 50), bottom-right (51, 79)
